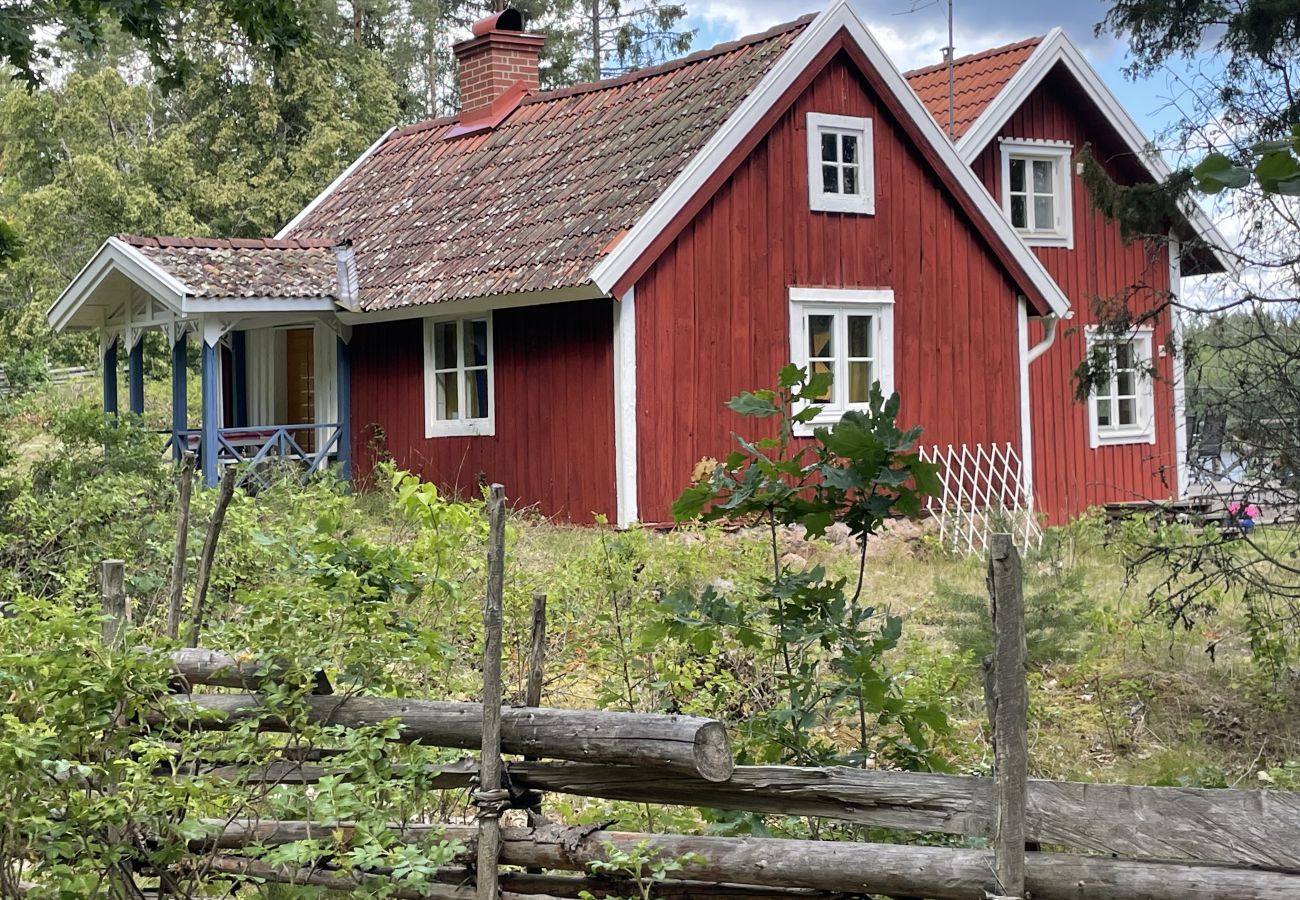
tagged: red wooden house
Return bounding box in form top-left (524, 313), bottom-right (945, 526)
top-left (49, 1), bottom-right (1228, 526)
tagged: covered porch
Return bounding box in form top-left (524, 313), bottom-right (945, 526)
top-left (47, 235), bottom-right (358, 486)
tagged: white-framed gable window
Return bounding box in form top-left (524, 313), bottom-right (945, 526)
top-left (1086, 327), bottom-right (1156, 448)
top-left (788, 287), bottom-right (894, 434)
top-left (999, 139), bottom-right (1073, 248)
top-left (424, 313), bottom-right (495, 437)
top-left (807, 113), bottom-right (875, 214)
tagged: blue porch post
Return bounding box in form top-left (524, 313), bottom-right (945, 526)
top-left (102, 336), bottom-right (119, 417)
top-left (200, 339), bottom-right (219, 487)
top-left (231, 330), bottom-right (248, 428)
top-left (171, 332), bottom-right (188, 460)
top-left (127, 336), bottom-right (145, 415)
top-left (336, 335), bottom-right (352, 485)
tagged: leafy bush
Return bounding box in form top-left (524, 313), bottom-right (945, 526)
top-left (935, 528), bottom-right (1097, 667)
top-left (670, 366), bottom-right (951, 770)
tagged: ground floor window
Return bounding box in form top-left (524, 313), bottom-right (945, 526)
top-left (1087, 326), bottom-right (1156, 447)
top-left (424, 313), bottom-right (494, 437)
top-left (788, 287), bottom-right (894, 433)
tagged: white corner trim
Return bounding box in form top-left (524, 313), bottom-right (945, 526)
top-left (956, 28), bottom-right (1235, 274)
top-left (588, 0), bottom-right (1071, 319)
top-left (613, 288), bottom-right (639, 527)
top-left (422, 312), bottom-right (497, 438)
top-left (1017, 299), bottom-right (1033, 494)
top-left (276, 126), bottom-right (398, 239)
top-left (806, 112), bottom-right (875, 214)
top-left (998, 138), bottom-right (1074, 249)
top-left (1169, 234), bottom-right (1189, 498)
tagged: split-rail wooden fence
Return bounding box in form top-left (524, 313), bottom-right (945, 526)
top-left (47, 486), bottom-right (1300, 899)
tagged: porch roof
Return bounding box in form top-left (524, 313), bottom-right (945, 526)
top-left (48, 235), bottom-right (357, 333)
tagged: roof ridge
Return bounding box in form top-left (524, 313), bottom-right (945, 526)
top-left (523, 14), bottom-right (814, 105)
top-left (904, 34), bottom-right (1043, 79)
top-left (118, 234), bottom-right (338, 251)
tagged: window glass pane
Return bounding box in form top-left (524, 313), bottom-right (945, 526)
top-left (1033, 195), bottom-right (1054, 230)
top-left (842, 165), bottom-right (858, 195)
top-left (809, 360), bottom-right (834, 403)
top-left (437, 370), bottom-right (459, 420)
top-left (822, 165), bottom-right (838, 194)
top-left (1009, 157), bottom-right (1025, 192)
top-left (848, 361), bottom-right (871, 404)
top-left (1096, 398), bottom-right (1111, 427)
top-left (1118, 398), bottom-right (1136, 425)
top-left (821, 132), bottom-right (838, 162)
top-left (434, 321), bottom-right (457, 369)
top-left (808, 314), bottom-right (834, 358)
top-left (465, 369), bottom-right (489, 419)
top-left (1117, 370), bottom-right (1135, 397)
top-left (841, 134), bottom-right (857, 164)
top-left (1115, 343), bottom-right (1134, 369)
top-left (848, 315), bottom-right (872, 357)
top-left (1032, 158), bottom-right (1053, 193)
top-left (1010, 195), bottom-right (1027, 228)
top-left (464, 319), bottom-right (488, 367)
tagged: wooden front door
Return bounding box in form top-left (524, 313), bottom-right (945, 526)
top-left (284, 327), bottom-right (315, 452)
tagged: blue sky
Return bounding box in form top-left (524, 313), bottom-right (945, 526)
top-left (682, 0), bottom-right (1197, 157)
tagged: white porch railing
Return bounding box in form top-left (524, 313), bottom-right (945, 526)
top-left (920, 442), bottom-right (1042, 557)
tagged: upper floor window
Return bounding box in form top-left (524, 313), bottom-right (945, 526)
top-left (999, 139), bottom-right (1073, 248)
top-left (424, 313), bottom-right (494, 437)
top-left (788, 287), bottom-right (894, 433)
top-left (1087, 327), bottom-right (1156, 448)
top-left (807, 113), bottom-right (875, 215)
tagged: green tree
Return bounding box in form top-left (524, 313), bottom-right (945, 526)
top-left (0, 0), bottom-right (314, 89)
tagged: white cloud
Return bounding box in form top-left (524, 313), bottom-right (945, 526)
top-left (692, 0), bottom-right (1122, 71)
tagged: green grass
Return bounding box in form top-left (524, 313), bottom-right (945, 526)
top-left (4, 376), bottom-right (1299, 793)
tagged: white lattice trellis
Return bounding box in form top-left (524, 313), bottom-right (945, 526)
top-left (920, 443), bottom-right (1043, 556)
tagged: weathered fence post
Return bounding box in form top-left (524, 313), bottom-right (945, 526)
top-left (186, 466), bottom-right (237, 648)
top-left (984, 533), bottom-right (1028, 899)
top-left (525, 590), bottom-right (547, 711)
top-left (101, 559), bottom-right (129, 649)
top-left (167, 452), bottom-right (195, 640)
top-left (477, 484), bottom-right (507, 900)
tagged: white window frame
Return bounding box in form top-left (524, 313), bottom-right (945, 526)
top-left (788, 287), bottom-right (894, 436)
top-left (999, 138), bottom-right (1073, 248)
top-left (807, 113), bottom-right (875, 215)
top-left (423, 312), bottom-right (495, 437)
top-left (1086, 326), bottom-right (1156, 448)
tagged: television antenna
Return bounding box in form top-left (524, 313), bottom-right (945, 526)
top-left (894, 0), bottom-right (956, 140)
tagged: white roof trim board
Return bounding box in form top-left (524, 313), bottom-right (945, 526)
top-left (277, 126), bottom-right (398, 239)
top-left (955, 28), bottom-right (1235, 274)
top-left (590, 0), bottom-right (1073, 319)
top-left (47, 236), bottom-right (342, 333)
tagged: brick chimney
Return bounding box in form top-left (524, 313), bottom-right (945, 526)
top-left (453, 8), bottom-right (545, 123)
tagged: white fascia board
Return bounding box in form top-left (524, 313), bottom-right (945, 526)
top-left (276, 126), bottom-right (398, 239)
top-left (589, 0), bottom-right (1071, 319)
top-left (47, 237), bottom-right (189, 332)
top-left (335, 282), bottom-right (609, 326)
top-left (956, 29), bottom-right (1236, 275)
top-left (181, 297), bottom-right (340, 314)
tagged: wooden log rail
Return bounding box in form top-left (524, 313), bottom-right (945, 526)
top-left (152, 693), bottom-right (734, 781)
top-left (192, 857), bottom-right (851, 900)
top-left (197, 820), bottom-right (1300, 900)
top-left (195, 757), bottom-right (1300, 870)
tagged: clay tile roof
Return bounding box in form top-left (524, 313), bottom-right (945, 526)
top-left (289, 16), bottom-right (813, 311)
top-left (904, 36), bottom-right (1042, 139)
top-left (117, 235), bottom-right (342, 300)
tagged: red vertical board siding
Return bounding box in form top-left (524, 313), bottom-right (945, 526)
top-left (633, 52), bottom-right (1025, 524)
top-left (349, 299), bottom-right (617, 522)
top-left (971, 68), bottom-right (1178, 523)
